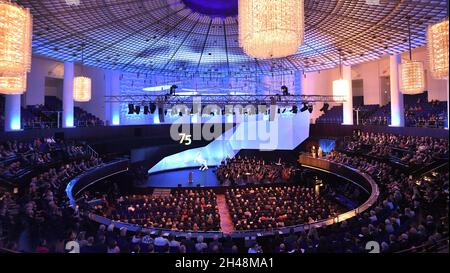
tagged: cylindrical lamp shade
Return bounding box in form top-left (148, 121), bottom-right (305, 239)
top-left (0, 2), bottom-right (32, 75)
top-left (332, 79), bottom-right (349, 100)
top-left (0, 73), bottom-right (27, 94)
top-left (399, 60), bottom-right (425, 94)
top-left (73, 76), bottom-right (91, 102)
top-left (427, 19), bottom-right (449, 79)
top-left (239, 0), bottom-right (304, 59)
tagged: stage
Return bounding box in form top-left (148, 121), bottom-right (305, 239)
top-left (137, 167), bottom-right (222, 188)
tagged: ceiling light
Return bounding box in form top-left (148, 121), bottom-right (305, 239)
top-left (239, 0), bottom-right (304, 59)
top-left (427, 19), bottom-right (449, 79)
top-left (0, 2), bottom-right (32, 95)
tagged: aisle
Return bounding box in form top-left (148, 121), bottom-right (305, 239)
top-left (216, 194), bottom-right (235, 234)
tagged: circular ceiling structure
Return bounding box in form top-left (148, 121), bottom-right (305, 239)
top-left (182, 0), bottom-right (238, 17)
top-left (18, 0), bottom-right (448, 77)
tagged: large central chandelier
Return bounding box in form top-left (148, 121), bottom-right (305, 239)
top-left (427, 19), bottom-right (449, 79)
top-left (239, 0), bottom-right (304, 59)
top-left (400, 17), bottom-right (425, 94)
top-left (0, 1), bottom-right (32, 95)
top-left (0, 73), bottom-right (27, 94)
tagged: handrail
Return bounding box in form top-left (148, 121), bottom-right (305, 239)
top-left (396, 237), bottom-right (449, 253)
top-left (86, 145), bottom-right (99, 158)
top-left (69, 155), bottom-right (379, 239)
top-left (65, 158), bottom-right (129, 207)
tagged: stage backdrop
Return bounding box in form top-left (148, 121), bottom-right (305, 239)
top-left (148, 111), bottom-right (310, 174)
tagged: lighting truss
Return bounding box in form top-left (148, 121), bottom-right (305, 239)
top-left (104, 94), bottom-right (345, 106)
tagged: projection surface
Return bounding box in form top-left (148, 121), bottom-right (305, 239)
top-left (148, 111), bottom-right (310, 174)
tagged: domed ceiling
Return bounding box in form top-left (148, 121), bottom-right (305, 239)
top-left (17, 0), bottom-right (448, 77)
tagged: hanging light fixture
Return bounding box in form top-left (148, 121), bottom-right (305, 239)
top-left (400, 17), bottom-right (425, 94)
top-left (427, 19), bottom-right (449, 79)
top-left (239, 0), bottom-right (304, 59)
top-left (0, 1), bottom-right (32, 95)
top-left (0, 73), bottom-right (27, 94)
top-left (73, 43), bottom-right (91, 102)
top-left (333, 53), bottom-right (349, 99)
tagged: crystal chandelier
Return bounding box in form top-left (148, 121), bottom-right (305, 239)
top-left (0, 1), bottom-right (32, 95)
top-left (73, 43), bottom-right (91, 102)
top-left (427, 19), bottom-right (449, 79)
top-left (0, 73), bottom-right (27, 94)
top-left (333, 55), bottom-right (349, 99)
top-left (333, 79), bottom-right (349, 98)
top-left (400, 17), bottom-right (425, 94)
top-left (239, 0), bottom-right (304, 59)
top-left (400, 60), bottom-right (425, 94)
top-left (73, 76), bottom-right (91, 102)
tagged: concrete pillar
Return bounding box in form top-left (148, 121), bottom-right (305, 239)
top-left (294, 71), bottom-right (304, 95)
top-left (105, 70), bottom-right (121, 125)
top-left (342, 65), bottom-right (354, 125)
top-left (63, 62), bottom-right (74, 128)
top-left (4, 94), bottom-right (22, 131)
top-left (389, 54), bottom-right (405, 127)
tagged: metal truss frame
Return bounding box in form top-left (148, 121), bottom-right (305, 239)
top-left (104, 94), bottom-right (345, 106)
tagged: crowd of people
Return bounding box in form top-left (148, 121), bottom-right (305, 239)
top-left (226, 186), bottom-right (340, 231)
top-left (106, 189), bottom-right (220, 232)
top-left (317, 150), bottom-right (448, 253)
top-left (0, 137), bottom-right (104, 252)
top-left (0, 138), bottom-right (90, 179)
top-left (344, 131), bottom-right (448, 166)
top-left (0, 128), bottom-right (448, 253)
top-left (215, 156), bottom-right (295, 186)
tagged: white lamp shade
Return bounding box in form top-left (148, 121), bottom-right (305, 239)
top-left (73, 76), bottom-right (91, 102)
top-left (333, 79), bottom-right (349, 99)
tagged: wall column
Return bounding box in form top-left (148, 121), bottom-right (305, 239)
top-left (63, 62), bottom-right (74, 128)
top-left (342, 65), bottom-right (354, 125)
top-left (105, 70), bottom-right (121, 125)
top-left (294, 70), bottom-right (304, 95)
top-left (389, 54), bottom-right (405, 127)
top-left (4, 94), bottom-right (22, 131)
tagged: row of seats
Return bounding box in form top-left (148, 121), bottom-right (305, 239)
top-left (0, 95), bottom-right (104, 131)
top-left (316, 96), bottom-right (447, 128)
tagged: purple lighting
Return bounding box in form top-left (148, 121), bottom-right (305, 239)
top-left (182, 0), bottom-right (238, 17)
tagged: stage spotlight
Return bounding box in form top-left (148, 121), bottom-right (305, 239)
top-left (291, 105), bottom-right (298, 114)
top-left (134, 105), bottom-right (141, 114)
top-left (144, 105), bottom-right (149, 115)
top-left (169, 85), bottom-right (178, 95)
top-left (128, 104), bottom-right (135, 114)
top-left (149, 103), bottom-right (156, 114)
top-left (281, 85), bottom-right (289, 96)
top-left (320, 103), bottom-right (329, 113)
top-left (300, 103), bottom-right (308, 112)
top-left (308, 104), bottom-right (313, 113)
